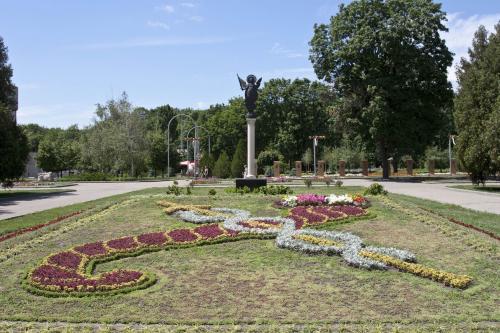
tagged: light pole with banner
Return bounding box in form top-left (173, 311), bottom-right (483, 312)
top-left (167, 114), bottom-right (195, 178)
top-left (309, 135), bottom-right (325, 176)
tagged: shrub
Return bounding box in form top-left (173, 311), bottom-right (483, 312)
top-left (364, 183), bottom-right (387, 196)
top-left (257, 149), bottom-right (284, 174)
top-left (213, 152), bottom-right (231, 178)
top-left (166, 184), bottom-right (182, 196)
top-left (304, 179), bottom-right (312, 188)
top-left (208, 189), bottom-right (217, 196)
top-left (224, 185), bottom-right (292, 195)
top-left (231, 139), bottom-right (246, 178)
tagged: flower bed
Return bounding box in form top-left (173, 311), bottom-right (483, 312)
top-left (25, 198), bottom-right (473, 296)
top-left (279, 193), bottom-right (369, 208)
top-left (24, 222), bottom-right (255, 297)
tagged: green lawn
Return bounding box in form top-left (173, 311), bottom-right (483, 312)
top-left (450, 184), bottom-right (500, 194)
top-left (0, 186), bottom-right (498, 331)
top-left (0, 189), bottom-right (75, 199)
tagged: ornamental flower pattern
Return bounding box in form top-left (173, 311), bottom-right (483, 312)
top-left (24, 197), bottom-right (473, 297)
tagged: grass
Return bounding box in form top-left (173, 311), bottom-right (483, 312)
top-left (0, 186), bottom-right (498, 330)
top-left (449, 184), bottom-right (500, 194)
top-left (392, 193), bottom-right (500, 236)
top-left (0, 189), bottom-right (74, 199)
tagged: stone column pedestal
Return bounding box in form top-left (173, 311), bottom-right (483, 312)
top-left (317, 160), bottom-right (325, 176)
top-left (406, 159), bottom-right (413, 176)
top-left (273, 161), bottom-right (280, 177)
top-left (295, 161), bottom-right (302, 177)
top-left (450, 159), bottom-right (457, 175)
top-left (428, 159), bottom-right (435, 175)
top-left (339, 160), bottom-right (346, 177)
top-left (361, 160), bottom-right (369, 176)
top-left (246, 118), bottom-right (256, 178)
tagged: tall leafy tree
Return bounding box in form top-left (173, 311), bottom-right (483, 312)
top-left (230, 139), bottom-right (246, 178)
top-left (213, 151), bottom-right (231, 178)
top-left (0, 106), bottom-right (29, 185)
top-left (205, 98), bottom-right (246, 158)
top-left (454, 23), bottom-right (500, 184)
top-left (0, 37), bottom-right (28, 185)
top-left (309, 0), bottom-right (453, 178)
top-left (256, 78), bottom-right (334, 162)
top-left (0, 36), bottom-right (16, 111)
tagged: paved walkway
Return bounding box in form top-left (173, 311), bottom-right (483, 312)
top-left (0, 179), bottom-right (499, 220)
top-left (340, 179), bottom-right (500, 215)
top-left (0, 181), bottom-right (188, 220)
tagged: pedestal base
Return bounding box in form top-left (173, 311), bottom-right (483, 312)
top-left (235, 178), bottom-right (267, 190)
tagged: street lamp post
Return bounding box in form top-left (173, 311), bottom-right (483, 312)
top-left (309, 135), bottom-right (325, 176)
top-left (167, 114), bottom-right (195, 178)
top-left (185, 125), bottom-right (211, 177)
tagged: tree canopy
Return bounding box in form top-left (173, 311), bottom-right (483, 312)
top-left (454, 23), bottom-right (500, 184)
top-left (309, 0), bottom-right (453, 178)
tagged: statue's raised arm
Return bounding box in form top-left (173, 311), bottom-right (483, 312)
top-left (237, 74), bottom-right (247, 91)
top-left (255, 77), bottom-right (262, 88)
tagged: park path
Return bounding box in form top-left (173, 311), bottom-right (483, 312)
top-left (0, 179), bottom-right (499, 220)
top-left (0, 181), bottom-right (188, 220)
top-left (341, 179), bottom-right (500, 215)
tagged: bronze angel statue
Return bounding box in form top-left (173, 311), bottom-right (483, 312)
top-left (237, 74), bottom-right (262, 118)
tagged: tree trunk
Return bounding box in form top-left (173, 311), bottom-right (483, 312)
top-left (382, 159), bottom-right (389, 179)
top-left (392, 158), bottom-right (398, 174)
top-left (378, 142), bottom-right (390, 180)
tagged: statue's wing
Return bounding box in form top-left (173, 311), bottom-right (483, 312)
top-left (237, 74), bottom-right (247, 90)
top-left (255, 77), bottom-right (262, 88)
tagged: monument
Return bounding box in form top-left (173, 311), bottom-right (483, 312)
top-left (235, 74), bottom-right (267, 190)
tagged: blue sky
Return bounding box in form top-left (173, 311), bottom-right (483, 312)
top-left (1, 0), bottom-right (499, 128)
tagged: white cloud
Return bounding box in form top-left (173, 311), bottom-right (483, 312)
top-left (270, 42), bottom-right (305, 58)
top-left (194, 101), bottom-right (208, 109)
top-left (260, 67), bottom-right (316, 80)
top-left (158, 4), bottom-right (174, 13)
top-left (189, 15), bottom-right (204, 23)
top-left (181, 2), bottom-right (195, 8)
top-left (444, 12), bottom-right (500, 88)
top-left (147, 20), bottom-right (170, 30)
top-left (77, 36), bottom-right (232, 49)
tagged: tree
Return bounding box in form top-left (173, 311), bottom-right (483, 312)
top-left (255, 78), bottom-right (335, 162)
top-left (257, 148), bottom-right (284, 174)
top-left (205, 98), bottom-right (246, 158)
top-left (0, 106), bottom-right (29, 184)
top-left (302, 148), bottom-right (313, 172)
top-left (230, 139), bottom-right (246, 178)
top-left (0, 36), bottom-right (16, 110)
top-left (199, 153), bottom-right (215, 176)
top-left (309, 0), bottom-right (453, 178)
top-left (80, 93), bottom-right (149, 176)
top-left (454, 23), bottom-right (500, 184)
top-left (213, 151), bottom-right (231, 178)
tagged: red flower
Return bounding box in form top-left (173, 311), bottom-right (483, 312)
top-left (107, 237), bottom-right (138, 250)
top-left (168, 229), bottom-right (198, 242)
top-left (137, 232), bottom-right (168, 246)
top-left (47, 251), bottom-right (82, 270)
top-left (74, 242), bottom-right (108, 257)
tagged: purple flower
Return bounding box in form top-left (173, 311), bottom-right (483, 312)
top-left (74, 242), bottom-right (108, 257)
top-left (47, 251), bottom-right (82, 270)
top-left (107, 237), bottom-right (138, 250)
top-left (194, 224), bottom-right (225, 239)
top-left (137, 232), bottom-right (168, 246)
top-left (168, 229), bottom-right (198, 242)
